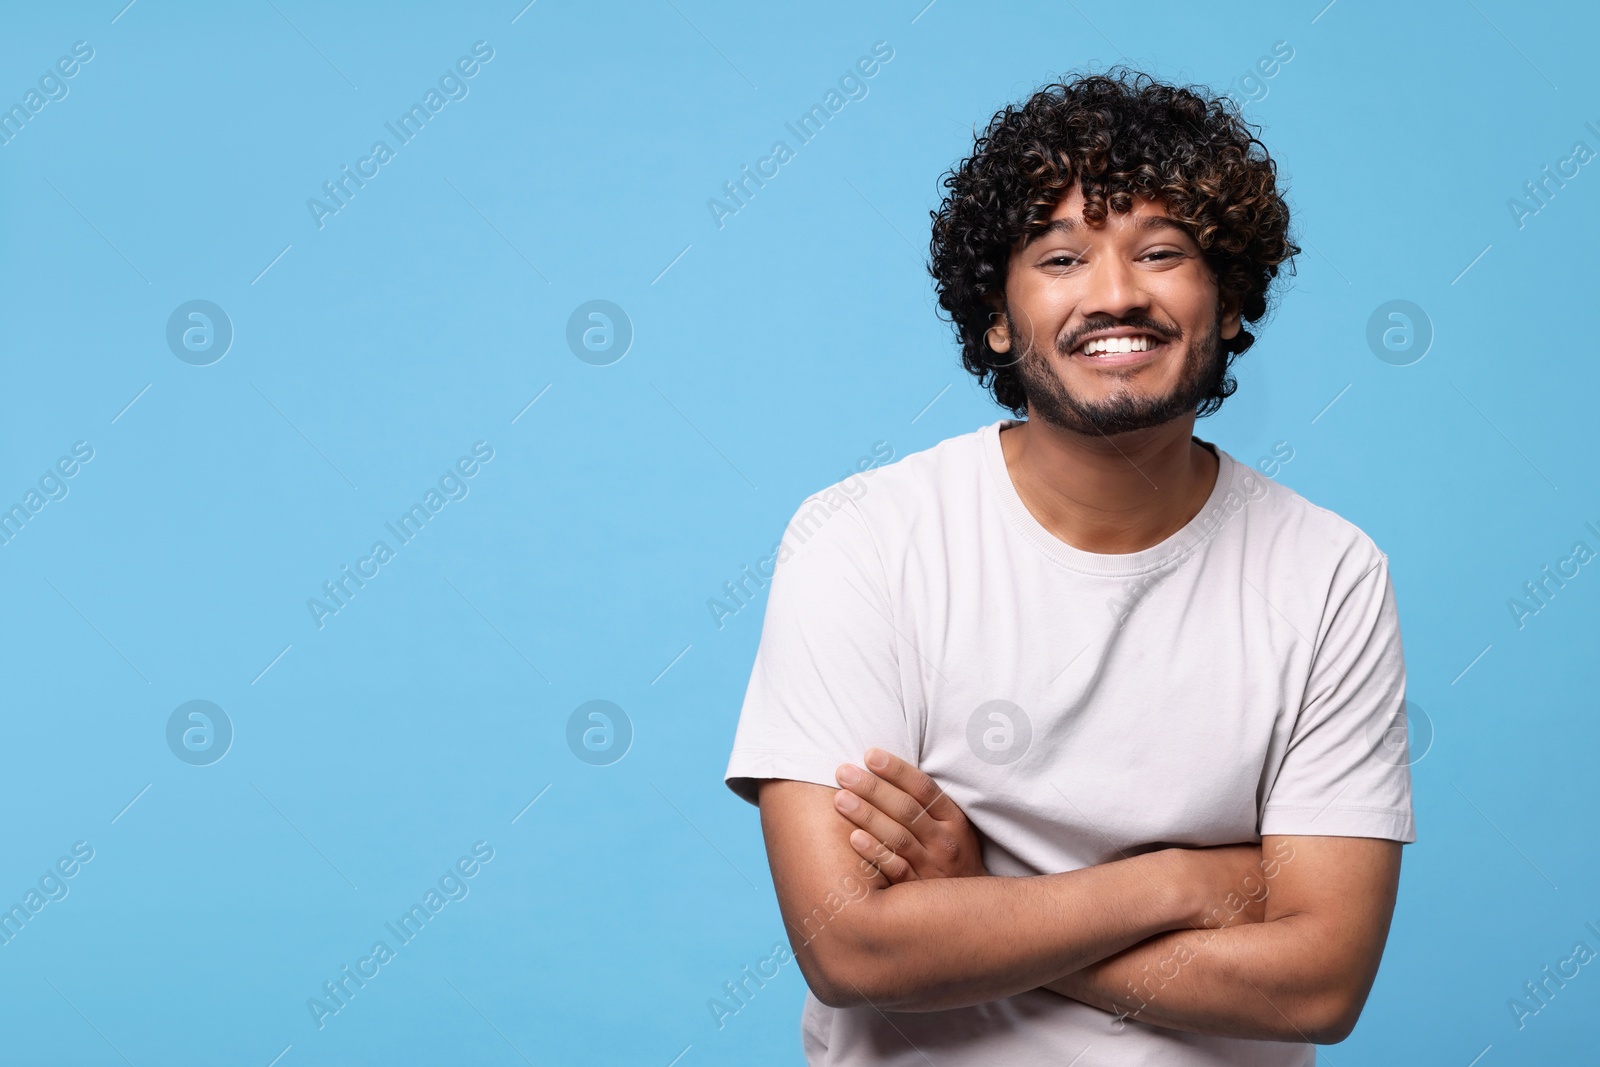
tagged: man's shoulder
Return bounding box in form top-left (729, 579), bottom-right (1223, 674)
top-left (1221, 449), bottom-right (1389, 582)
top-left (783, 422), bottom-right (989, 535)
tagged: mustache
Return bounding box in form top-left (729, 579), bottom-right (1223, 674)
top-left (1057, 316), bottom-right (1181, 354)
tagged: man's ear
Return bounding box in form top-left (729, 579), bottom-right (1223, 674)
top-left (983, 299), bottom-right (1011, 354)
top-left (1220, 291), bottom-right (1242, 341)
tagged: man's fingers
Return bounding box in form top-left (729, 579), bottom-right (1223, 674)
top-left (849, 829), bottom-right (915, 883)
top-left (833, 788), bottom-right (919, 856)
top-left (834, 754), bottom-right (988, 882)
top-left (863, 748), bottom-right (959, 824)
top-left (837, 762), bottom-right (933, 843)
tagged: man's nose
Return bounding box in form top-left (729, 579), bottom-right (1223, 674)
top-left (1077, 254), bottom-right (1148, 322)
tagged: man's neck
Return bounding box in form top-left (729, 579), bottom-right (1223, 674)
top-left (999, 412), bottom-right (1219, 555)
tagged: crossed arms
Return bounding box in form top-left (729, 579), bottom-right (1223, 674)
top-left (757, 749), bottom-right (1401, 1044)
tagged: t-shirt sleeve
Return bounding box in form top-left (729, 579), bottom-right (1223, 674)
top-left (723, 493), bottom-right (910, 807)
top-left (1259, 551), bottom-right (1417, 842)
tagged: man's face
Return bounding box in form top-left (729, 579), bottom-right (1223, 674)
top-left (989, 184), bottom-right (1242, 436)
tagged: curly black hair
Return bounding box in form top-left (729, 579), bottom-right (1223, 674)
top-left (929, 67), bottom-right (1300, 418)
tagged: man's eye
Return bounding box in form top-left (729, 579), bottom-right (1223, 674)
top-left (1044, 255), bottom-right (1079, 267)
top-left (1145, 250), bottom-right (1182, 261)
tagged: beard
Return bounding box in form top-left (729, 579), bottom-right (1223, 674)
top-left (1009, 309), bottom-right (1227, 436)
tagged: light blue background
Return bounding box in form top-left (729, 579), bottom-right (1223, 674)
top-left (1, 1), bottom-right (1595, 1063)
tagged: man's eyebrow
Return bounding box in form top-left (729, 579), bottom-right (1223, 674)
top-left (1028, 214), bottom-right (1192, 243)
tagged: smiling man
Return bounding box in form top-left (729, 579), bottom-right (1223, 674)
top-left (724, 70), bottom-right (1415, 1065)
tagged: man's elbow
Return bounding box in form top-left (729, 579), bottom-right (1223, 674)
top-left (805, 966), bottom-right (870, 1010)
top-left (787, 899), bottom-right (919, 1010)
top-left (1296, 985), bottom-right (1372, 1045)
top-left (793, 938), bottom-right (888, 1010)
top-left (806, 961), bottom-right (936, 1012)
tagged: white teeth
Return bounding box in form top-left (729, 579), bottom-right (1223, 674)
top-left (1081, 335), bottom-right (1156, 356)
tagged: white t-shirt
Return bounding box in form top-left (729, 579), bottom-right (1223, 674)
top-left (724, 417), bottom-right (1415, 1067)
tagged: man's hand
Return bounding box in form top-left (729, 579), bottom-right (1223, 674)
top-left (832, 747), bottom-right (988, 882)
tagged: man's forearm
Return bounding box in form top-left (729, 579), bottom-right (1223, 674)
top-left (1042, 836), bottom-right (1400, 1043)
top-left (762, 777), bottom-right (1265, 1015)
top-left (1043, 915), bottom-right (1363, 1043)
top-left (802, 849), bottom-right (1199, 1012)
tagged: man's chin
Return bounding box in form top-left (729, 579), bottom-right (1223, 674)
top-left (1029, 390), bottom-right (1197, 437)
top-left (1048, 412), bottom-right (1185, 438)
